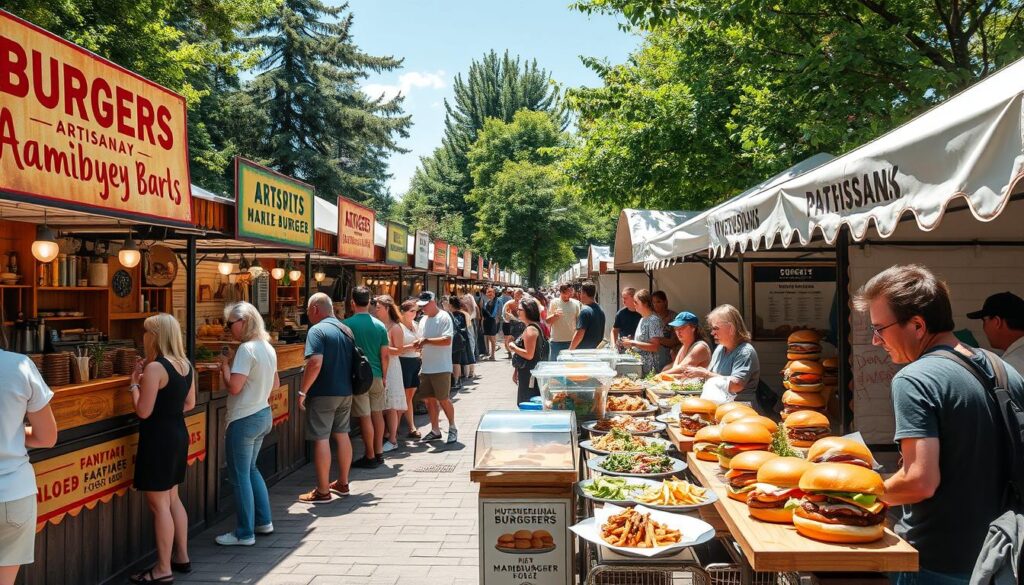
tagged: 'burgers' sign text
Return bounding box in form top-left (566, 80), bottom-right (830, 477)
top-left (338, 197), bottom-right (375, 261)
top-left (0, 10), bottom-right (192, 224)
top-left (235, 158), bottom-right (313, 249)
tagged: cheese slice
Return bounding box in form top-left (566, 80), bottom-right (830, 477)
top-left (827, 494), bottom-right (886, 515)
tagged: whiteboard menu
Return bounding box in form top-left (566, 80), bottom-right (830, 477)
top-left (751, 264), bottom-right (836, 340)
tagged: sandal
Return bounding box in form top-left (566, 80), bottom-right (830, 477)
top-left (129, 568), bottom-right (175, 583)
top-left (171, 561), bottom-right (192, 574)
top-left (406, 429), bottom-right (422, 439)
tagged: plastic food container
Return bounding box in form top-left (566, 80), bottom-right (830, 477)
top-left (557, 349), bottom-right (643, 378)
top-left (532, 361), bottom-right (616, 422)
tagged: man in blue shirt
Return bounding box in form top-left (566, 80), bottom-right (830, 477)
top-left (298, 292), bottom-right (355, 503)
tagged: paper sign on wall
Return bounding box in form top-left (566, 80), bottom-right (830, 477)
top-left (386, 222), bottom-right (409, 265)
top-left (414, 230), bottom-right (430, 269)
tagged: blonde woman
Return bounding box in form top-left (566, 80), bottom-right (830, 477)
top-left (683, 304), bottom-right (761, 402)
top-left (461, 292), bottom-right (479, 379)
top-left (216, 302), bottom-right (278, 546)
top-left (398, 299), bottom-right (422, 438)
top-left (373, 295), bottom-right (408, 453)
top-left (129, 314), bottom-right (196, 583)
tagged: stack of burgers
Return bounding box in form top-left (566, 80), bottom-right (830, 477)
top-left (676, 397), bottom-right (717, 436)
top-left (821, 357), bottom-right (840, 417)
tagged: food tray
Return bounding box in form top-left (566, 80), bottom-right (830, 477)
top-left (582, 419), bottom-right (667, 437)
top-left (577, 477), bottom-right (661, 505)
top-left (587, 454), bottom-right (687, 479)
top-left (570, 504), bottom-right (715, 558)
top-left (580, 436), bottom-right (674, 456)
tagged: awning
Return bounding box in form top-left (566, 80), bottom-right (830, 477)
top-left (313, 197), bottom-right (338, 235)
top-left (613, 209), bottom-right (698, 270)
top-left (588, 245), bottom-right (612, 274)
top-left (707, 58), bottom-right (1024, 258)
top-left (640, 154), bottom-right (835, 269)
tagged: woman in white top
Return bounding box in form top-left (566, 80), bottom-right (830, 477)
top-left (217, 302), bottom-right (278, 546)
top-left (374, 295), bottom-right (410, 452)
top-left (0, 351), bottom-right (57, 585)
top-left (398, 299), bottom-right (423, 438)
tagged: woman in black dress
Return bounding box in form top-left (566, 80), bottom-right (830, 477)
top-left (482, 287), bottom-right (499, 360)
top-left (129, 313), bottom-right (196, 583)
top-left (508, 298), bottom-right (548, 404)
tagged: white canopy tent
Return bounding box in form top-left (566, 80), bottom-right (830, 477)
top-left (587, 245), bottom-right (613, 275)
top-left (613, 209), bottom-right (697, 271)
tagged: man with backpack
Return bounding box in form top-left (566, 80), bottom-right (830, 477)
top-left (343, 287), bottom-right (390, 469)
top-left (297, 293), bottom-right (356, 503)
top-left (853, 265), bottom-right (1024, 585)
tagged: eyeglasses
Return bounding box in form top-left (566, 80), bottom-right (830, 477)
top-left (224, 319), bottom-right (241, 331)
top-left (870, 320), bottom-right (902, 339)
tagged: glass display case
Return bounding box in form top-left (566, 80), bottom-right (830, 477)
top-left (473, 410), bottom-right (577, 471)
top-left (531, 361), bottom-right (616, 422)
top-left (556, 349), bottom-right (643, 378)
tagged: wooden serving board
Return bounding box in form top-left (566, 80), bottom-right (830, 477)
top-left (664, 424), bottom-right (695, 453)
top-left (687, 454), bottom-right (918, 572)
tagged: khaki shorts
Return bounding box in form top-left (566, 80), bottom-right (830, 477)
top-left (417, 372), bottom-right (452, 401)
top-left (0, 495), bottom-right (37, 566)
top-left (305, 395), bottom-right (352, 440)
top-left (352, 377), bottom-right (385, 418)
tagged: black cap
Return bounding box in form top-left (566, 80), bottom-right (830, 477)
top-left (967, 292), bottom-right (1024, 320)
top-left (416, 291), bottom-right (436, 306)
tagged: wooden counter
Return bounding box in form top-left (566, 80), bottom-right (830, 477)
top-left (664, 424), bottom-right (694, 453)
top-left (687, 454), bottom-right (917, 572)
top-left (50, 375), bottom-right (135, 432)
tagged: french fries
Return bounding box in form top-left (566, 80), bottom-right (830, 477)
top-left (634, 479), bottom-right (709, 506)
top-left (599, 508), bottom-right (681, 548)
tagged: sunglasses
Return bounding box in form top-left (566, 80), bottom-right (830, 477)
top-left (224, 319), bottom-right (241, 331)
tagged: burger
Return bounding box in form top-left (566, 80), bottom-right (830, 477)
top-left (717, 422), bottom-right (773, 468)
top-left (693, 425), bottom-right (723, 462)
top-left (821, 357), bottom-right (839, 386)
top-left (791, 463), bottom-right (887, 543)
top-left (725, 450), bottom-right (777, 502)
top-left (787, 330), bottom-right (822, 360)
top-left (720, 406), bottom-right (759, 425)
top-left (677, 397), bottom-right (718, 436)
top-left (783, 360), bottom-right (824, 393)
top-left (784, 410), bottom-right (831, 447)
top-left (715, 402), bottom-right (753, 423)
top-left (734, 415), bottom-right (778, 434)
top-left (806, 437), bottom-right (875, 469)
top-left (781, 390), bottom-right (827, 419)
top-left (746, 457), bottom-right (813, 523)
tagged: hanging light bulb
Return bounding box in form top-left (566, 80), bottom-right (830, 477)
top-left (314, 268), bottom-right (326, 282)
top-left (31, 210), bottom-right (59, 263)
top-left (270, 260), bottom-right (285, 281)
top-left (289, 268), bottom-right (302, 282)
top-left (248, 257), bottom-right (263, 278)
top-left (118, 227), bottom-right (141, 268)
top-left (239, 254), bottom-right (250, 272)
top-left (217, 253), bottom-right (233, 275)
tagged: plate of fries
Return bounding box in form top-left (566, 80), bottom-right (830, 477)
top-left (630, 478), bottom-right (718, 511)
top-left (570, 504), bottom-right (715, 557)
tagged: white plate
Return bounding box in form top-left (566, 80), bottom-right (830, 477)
top-left (629, 484), bottom-right (720, 512)
top-left (582, 419), bottom-right (667, 436)
top-left (577, 478), bottom-right (661, 505)
top-left (580, 436), bottom-right (674, 456)
top-left (587, 454), bottom-right (687, 479)
top-left (655, 412), bottom-right (679, 425)
top-left (570, 504), bottom-right (716, 557)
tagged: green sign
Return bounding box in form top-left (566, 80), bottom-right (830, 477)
top-left (386, 222), bottom-right (409, 265)
top-left (235, 157), bottom-right (314, 249)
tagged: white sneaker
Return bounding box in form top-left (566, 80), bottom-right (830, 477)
top-left (255, 523), bottom-right (274, 535)
top-left (382, 440), bottom-right (398, 453)
top-left (215, 532), bottom-right (255, 546)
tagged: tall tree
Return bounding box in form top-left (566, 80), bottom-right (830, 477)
top-left (245, 0), bottom-right (410, 200)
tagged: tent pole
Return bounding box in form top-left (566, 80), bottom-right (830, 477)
top-left (836, 229), bottom-right (854, 434)
top-left (616, 272), bottom-right (621, 311)
top-left (737, 254), bottom-right (746, 318)
top-left (710, 259), bottom-right (717, 313)
top-left (185, 236), bottom-right (196, 362)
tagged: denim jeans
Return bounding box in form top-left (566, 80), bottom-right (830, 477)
top-left (889, 570), bottom-right (971, 585)
top-left (549, 341), bottom-right (571, 362)
top-left (225, 407), bottom-right (273, 539)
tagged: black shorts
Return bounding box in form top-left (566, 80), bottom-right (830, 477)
top-left (399, 356), bottom-right (421, 389)
top-left (483, 318), bottom-right (499, 336)
top-left (501, 322), bottom-right (512, 336)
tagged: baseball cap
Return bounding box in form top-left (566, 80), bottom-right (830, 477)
top-left (416, 291), bottom-right (436, 307)
top-left (967, 292), bottom-right (1024, 320)
top-left (668, 311), bottom-right (699, 328)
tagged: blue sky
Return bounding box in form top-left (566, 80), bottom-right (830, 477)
top-left (343, 1), bottom-right (641, 197)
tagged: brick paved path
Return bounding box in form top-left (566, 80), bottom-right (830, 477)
top-left (177, 356), bottom-right (517, 584)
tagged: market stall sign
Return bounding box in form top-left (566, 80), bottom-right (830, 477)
top-left (386, 222), bottom-right (409, 265)
top-left (448, 245), bottom-right (459, 276)
top-left (463, 249), bottom-right (472, 278)
top-left (477, 256), bottom-right (484, 279)
top-left (414, 230), bottom-right (430, 269)
top-left (270, 385), bottom-right (289, 426)
top-left (751, 264), bottom-right (837, 340)
top-left (33, 411), bottom-right (206, 529)
top-left (0, 10), bottom-right (192, 225)
top-left (433, 240), bottom-right (448, 273)
top-left (234, 158), bottom-right (314, 249)
top-left (479, 498), bottom-right (572, 585)
top-left (338, 197), bottom-right (376, 261)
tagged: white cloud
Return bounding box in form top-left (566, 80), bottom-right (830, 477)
top-left (363, 70), bottom-right (446, 101)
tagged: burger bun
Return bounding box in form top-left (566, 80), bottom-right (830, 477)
top-left (720, 407), bottom-right (759, 425)
top-left (792, 513), bottom-right (885, 544)
top-left (679, 397), bottom-right (718, 416)
top-left (715, 402), bottom-right (754, 423)
top-left (755, 456), bottom-right (812, 487)
top-left (749, 506), bottom-right (795, 524)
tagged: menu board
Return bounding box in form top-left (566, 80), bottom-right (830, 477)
top-left (751, 264), bottom-right (836, 340)
top-left (449, 245), bottom-right (459, 276)
top-left (338, 197), bottom-right (376, 261)
top-left (479, 499), bottom-right (571, 585)
top-left (433, 241), bottom-right (448, 273)
top-left (463, 249), bottom-right (473, 278)
top-left (414, 230), bottom-right (430, 269)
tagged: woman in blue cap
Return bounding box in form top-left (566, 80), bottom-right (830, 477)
top-left (661, 311), bottom-right (711, 375)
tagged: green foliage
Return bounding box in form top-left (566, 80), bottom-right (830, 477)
top-left (771, 424), bottom-right (801, 458)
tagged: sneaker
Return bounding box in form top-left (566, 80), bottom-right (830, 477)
top-left (352, 456), bottom-right (380, 469)
top-left (216, 532), bottom-right (255, 546)
top-left (328, 480), bottom-right (349, 496)
top-left (375, 454), bottom-right (385, 466)
top-left (255, 523), bottom-right (274, 535)
top-left (382, 440), bottom-right (398, 453)
top-left (297, 488), bottom-right (332, 503)
top-left (422, 429), bottom-right (443, 442)
top-left (447, 427), bottom-right (459, 444)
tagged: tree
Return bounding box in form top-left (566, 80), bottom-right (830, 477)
top-left (403, 50), bottom-right (565, 240)
top-left (245, 0), bottom-right (410, 201)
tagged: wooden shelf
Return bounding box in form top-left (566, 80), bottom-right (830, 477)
top-left (111, 312), bottom-right (158, 320)
top-left (37, 316), bottom-right (90, 321)
top-left (38, 287), bottom-right (107, 291)
top-left (0, 284), bottom-right (30, 289)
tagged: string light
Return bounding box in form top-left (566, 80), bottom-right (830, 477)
top-left (118, 226), bottom-right (141, 268)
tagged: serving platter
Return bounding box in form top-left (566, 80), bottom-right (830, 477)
top-left (577, 477), bottom-right (661, 505)
top-left (587, 453), bottom-right (687, 479)
top-left (570, 504), bottom-right (716, 558)
top-left (582, 419), bottom-right (667, 437)
top-left (580, 436), bottom-right (674, 456)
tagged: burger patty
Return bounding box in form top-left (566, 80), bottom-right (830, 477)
top-left (787, 427), bottom-right (830, 442)
top-left (726, 471), bottom-right (758, 489)
top-left (747, 498), bottom-right (786, 509)
top-left (811, 454), bottom-right (871, 468)
top-left (679, 415), bottom-right (710, 433)
top-left (782, 405), bottom-right (826, 416)
top-left (799, 500), bottom-right (886, 526)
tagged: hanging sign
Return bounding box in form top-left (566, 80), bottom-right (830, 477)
top-left (448, 245), bottom-right (459, 276)
top-left (33, 411), bottom-right (206, 529)
top-left (338, 197), bottom-right (376, 261)
top-left (433, 240), bottom-right (448, 273)
top-left (0, 10), bottom-right (192, 225)
top-left (414, 230), bottom-right (430, 269)
top-left (463, 250), bottom-right (472, 278)
top-left (270, 385), bottom-right (289, 426)
top-left (385, 222), bottom-right (409, 265)
top-left (751, 264), bottom-right (837, 340)
top-left (477, 256), bottom-right (484, 279)
top-left (234, 158), bottom-right (313, 249)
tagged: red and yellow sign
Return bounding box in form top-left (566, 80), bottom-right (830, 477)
top-left (33, 411), bottom-right (206, 529)
top-left (0, 10), bottom-right (192, 225)
top-left (433, 240), bottom-right (448, 273)
top-left (270, 385), bottom-right (290, 426)
top-left (448, 245), bottom-right (459, 276)
top-left (338, 197), bottom-right (376, 261)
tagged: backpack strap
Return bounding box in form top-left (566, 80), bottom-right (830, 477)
top-left (328, 319), bottom-right (356, 342)
top-left (929, 347), bottom-right (1008, 392)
